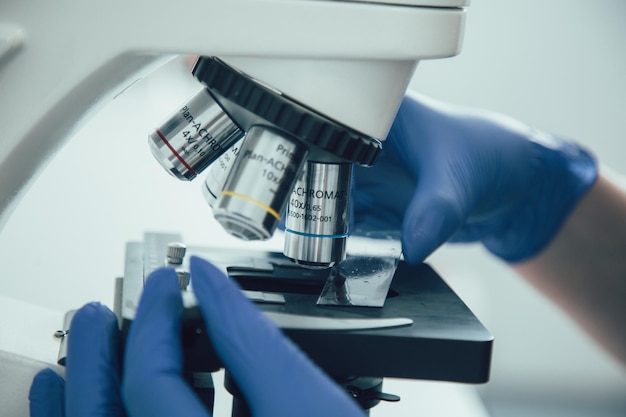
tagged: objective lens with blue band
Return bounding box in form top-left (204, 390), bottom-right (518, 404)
top-left (284, 161), bottom-right (352, 268)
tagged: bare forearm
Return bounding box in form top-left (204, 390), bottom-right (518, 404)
top-left (513, 174), bottom-right (626, 365)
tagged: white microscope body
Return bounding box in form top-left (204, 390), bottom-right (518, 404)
top-left (0, 0), bottom-right (467, 233)
top-left (0, 2), bottom-right (470, 414)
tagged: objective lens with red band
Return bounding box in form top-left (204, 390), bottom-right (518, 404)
top-left (148, 89), bottom-right (244, 181)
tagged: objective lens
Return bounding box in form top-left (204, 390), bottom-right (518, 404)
top-left (213, 127), bottom-right (308, 241)
top-left (284, 161), bottom-right (352, 268)
top-left (202, 138), bottom-right (244, 208)
top-left (148, 89), bottom-right (244, 180)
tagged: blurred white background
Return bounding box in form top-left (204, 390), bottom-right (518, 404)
top-left (1, 0), bottom-right (625, 416)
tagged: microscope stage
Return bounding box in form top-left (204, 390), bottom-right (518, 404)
top-left (119, 233), bottom-right (492, 384)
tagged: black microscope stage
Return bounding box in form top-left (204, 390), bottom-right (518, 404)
top-left (118, 233), bottom-right (493, 384)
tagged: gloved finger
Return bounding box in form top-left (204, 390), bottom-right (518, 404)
top-left (65, 302), bottom-right (125, 417)
top-left (190, 256), bottom-right (364, 417)
top-left (351, 151), bottom-right (415, 234)
top-left (401, 187), bottom-right (466, 264)
top-left (29, 368), bottom-right (65, 417)
top-left (122, 268), bottom-right (209, 417)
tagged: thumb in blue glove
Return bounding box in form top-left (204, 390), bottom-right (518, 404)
top-left (123, 256), bottom-right (365, 417)
top-left (352, 92), bottom-right (597, 263)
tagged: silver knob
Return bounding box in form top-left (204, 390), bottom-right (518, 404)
top-left (176, 270), bottom-right (191, 291)
top-left (166, 242), bottom-right (187, 265)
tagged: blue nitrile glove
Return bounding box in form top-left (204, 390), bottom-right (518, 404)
top-left (352, 91), bottom-right (597, 263)
top-left (29, 303), bottom-right (125, 417)
top-left (122, 256), bottom-right (365, 417)
top-left (30, 258), bottom-right (364, 417)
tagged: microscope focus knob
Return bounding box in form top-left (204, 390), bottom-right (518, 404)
top-left (166, 242), bottom-right (187, 265)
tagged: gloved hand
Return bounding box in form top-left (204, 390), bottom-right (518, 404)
top-left (28, 303), bottom-right (125, 417)
top-left (122, 256), bottom-right (365, 417)
top-left (352, 91), bottom-right (597, 263)
top-left (30, 257), bottom-right (365, 417)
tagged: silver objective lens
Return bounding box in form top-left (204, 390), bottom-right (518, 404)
top-left (284, 161), bottom-right (352, 268)
top-left (202, 138), bottom-right (244, 208)
top-left (213, 126), bottom-right (308, 240)
top-left (148, 89), bottom-right (244, 180)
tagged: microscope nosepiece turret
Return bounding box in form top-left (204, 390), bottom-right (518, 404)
top-left (150, 57), bottom-right (381, 268)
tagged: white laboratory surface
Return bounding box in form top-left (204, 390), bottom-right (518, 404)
top-left (1, 1), bottom-right (626, 416)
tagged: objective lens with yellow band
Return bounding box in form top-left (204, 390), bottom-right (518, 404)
top-left (212, 126), bottom-right (308, 241)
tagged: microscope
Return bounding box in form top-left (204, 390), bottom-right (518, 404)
top-left (1, 0), bottom-right (492, 415)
